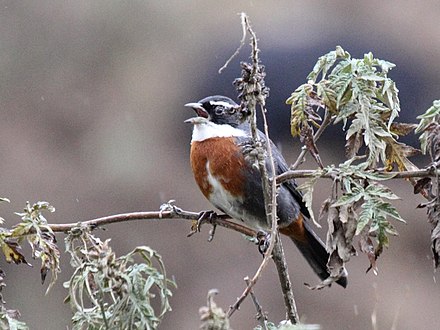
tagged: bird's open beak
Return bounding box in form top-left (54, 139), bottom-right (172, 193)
top-left (184, 102), bottom-right (209, 124)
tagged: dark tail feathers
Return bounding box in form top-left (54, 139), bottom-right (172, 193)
top-left (291, 220), bottom-right (348, 288)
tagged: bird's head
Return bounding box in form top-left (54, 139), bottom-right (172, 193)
top-left (184, 95), bottom-right (249, 128)
top-left (184, 95), bottom-right (251, 142)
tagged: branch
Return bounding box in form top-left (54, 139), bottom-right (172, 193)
top-left (226, 13), bottom-right (298, 324)
top-left (271, 232), bottom-right (298, 322)
top-left (244, 276), bottom-right (268, 329)
top-left (218, 13), bottom-right (247, 74)
top-left (276, 167), bottom-right (440, 184)
top-left (47, 206), bottom-right (256, 238)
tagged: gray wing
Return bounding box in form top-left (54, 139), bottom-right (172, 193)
top-left (235, 131), bottom-right (310, 227)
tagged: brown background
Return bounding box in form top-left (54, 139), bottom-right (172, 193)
top-left (1, 1), bottom-right (440, 329)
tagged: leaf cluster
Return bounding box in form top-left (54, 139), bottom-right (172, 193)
top-left (298, 160), bottom-right (404, 277)
top-left (64, 225), bottom-right (175, 330)
top-left (13, 201), bottom-right (59, 293)
top-left (416, 100), bottom-right (440, 155)
top-left (0, 200), bottom-right (57, 329)
top-left (286, 47), bottom-right (427, 281)
top-left (0, 201), bottom-right (59, 293)
top-left (287, 46), bottom-right (419, 170)
top-left (415, 100), bottom-right (440, 267)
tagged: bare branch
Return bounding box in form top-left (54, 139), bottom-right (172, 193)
top-left (47, 208), bottom-right (256, 238)
top-left (218, 12), bottom-right (247, 74)
top-left (244, 276), bottom-right (268, 329)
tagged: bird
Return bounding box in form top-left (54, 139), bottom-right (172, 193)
top-left (184, 95), bottom-right (347, 288)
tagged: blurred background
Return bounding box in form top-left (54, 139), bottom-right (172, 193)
top-left (1, 1), bottom-right (440, 329)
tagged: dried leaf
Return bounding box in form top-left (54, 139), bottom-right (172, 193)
top-left (318, 198), bottom-right (331, 222)
top-left (414, 178), bottom-right (432, 195)
top-left (390, 122), bottom-right (417, 137)
top-left (317, 82), bottom-right (337, 113)
top-left (425, 122), bottom-right (440, 163)
top-left (288, 84), bottom-right (313, 137)
top-left (345, 131), bottom-right (363, 159)
top-left (0, 239), bottom-right (30, 266)
top-left (297, 174), bottom-right (322, 228)
top-left (359, 231), bottom-right (377, 274)
top-left (384, 138), bottom-right (420, 172)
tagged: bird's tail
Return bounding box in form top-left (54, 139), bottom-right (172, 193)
top-left (280, 214), bottom-right (347, 288)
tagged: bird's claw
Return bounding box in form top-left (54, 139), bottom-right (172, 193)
top-left (187, 210), bottom-right (218, 238)
top-left (256, 230), bottom-right (271, 255)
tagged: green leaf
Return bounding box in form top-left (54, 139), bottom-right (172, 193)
top-left (364, 184), bottom-right (400, 200)
top-left (332, 187), bottom-right (364, 207)
top-left (375, 201), bottom-right (405, 222)
top-left (357, 204), bottom-right (373, 235)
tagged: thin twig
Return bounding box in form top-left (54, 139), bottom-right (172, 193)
top-left (218, 13), bottom-right (247, 74)
top-left (291, 109), bottom-right (333, 170)
top-left (244, 277), bottom-right (267, 329)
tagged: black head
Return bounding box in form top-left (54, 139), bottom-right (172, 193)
top-left (185, 95), bottom-right (249, 128)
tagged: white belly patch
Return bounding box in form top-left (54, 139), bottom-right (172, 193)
top-left (205, 161), bottom-right (266, 229)
top-left (205, 161), bottom-right (241, 214)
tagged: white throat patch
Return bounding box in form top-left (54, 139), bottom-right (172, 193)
top-left (190, 120), bottom-right (247, 142)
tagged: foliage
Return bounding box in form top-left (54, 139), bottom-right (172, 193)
top-left (0, 200), bottom-right (56, 329)
top-left (0, 200), bottom-right (59, 300)
top-left (415, 100), bottom-right (440, 267)
top-left (64, 224), bottom-right (175, 330)
top-left (296, 160), bottom-right (404, 278)
top-left (13, 201), bottom-right (59, 293)
top-left (286, 46), bottom-right (419, 170)
top-left (287, 46), bottom-right (428, 283)
top-left (0, 201), bottom-right (175, 329)
top-left (416, 100), bottom-right (440, 154)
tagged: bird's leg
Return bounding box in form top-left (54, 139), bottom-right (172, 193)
top-left (256, 230), bottom-right (271, 255)
top-left (187, 210), bottom-right (218, 239)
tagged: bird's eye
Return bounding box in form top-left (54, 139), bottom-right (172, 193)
top-left (214, 106), bottom-right (225, 115)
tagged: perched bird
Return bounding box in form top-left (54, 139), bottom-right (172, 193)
top-left (184, 95), bottom-right (347, 287)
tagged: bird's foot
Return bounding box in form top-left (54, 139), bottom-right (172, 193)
top-left (256, 230), bottom-right (271, 256)
top-left (187, 210), bottom-right (218, 240)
